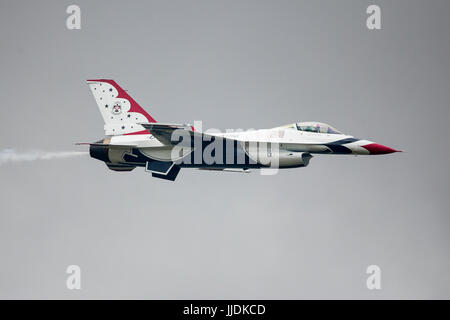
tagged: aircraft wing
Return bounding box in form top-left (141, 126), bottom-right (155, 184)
top-left (140, 122), bottom-right (227, 146)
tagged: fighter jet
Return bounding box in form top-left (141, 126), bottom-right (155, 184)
top-left (79, 79), bottom-right (400, 181)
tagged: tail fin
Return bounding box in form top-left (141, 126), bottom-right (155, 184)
top-left (87, 79), bottom-right (156, 136)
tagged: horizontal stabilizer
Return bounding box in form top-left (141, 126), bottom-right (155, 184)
top-left (140, 122), bottom-right (192, 130)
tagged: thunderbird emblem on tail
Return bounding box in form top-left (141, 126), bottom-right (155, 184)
top-left (112, 102), bottom-right (122, 115)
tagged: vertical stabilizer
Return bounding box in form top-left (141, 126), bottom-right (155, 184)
top-left (87, 79), bottom-right (156, 136)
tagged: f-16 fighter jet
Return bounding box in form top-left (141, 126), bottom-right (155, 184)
top-left (79, 79), bottom-right (400, 181)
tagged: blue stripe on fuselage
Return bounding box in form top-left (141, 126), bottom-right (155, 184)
top-left (323, 138), bottom-right (358, 154)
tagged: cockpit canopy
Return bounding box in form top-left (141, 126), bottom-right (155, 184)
top-left (296, 122), bottom-right (342, 134)
top-left (277, 122), bottom-right (343, 134)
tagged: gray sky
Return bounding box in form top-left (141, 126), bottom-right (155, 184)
top-left (0, 0), bottom-right (449, 299)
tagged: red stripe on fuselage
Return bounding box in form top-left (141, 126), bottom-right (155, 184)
top-left (123, 130), bottom-right (149, 135)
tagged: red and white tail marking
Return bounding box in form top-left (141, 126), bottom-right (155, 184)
top-left (87, 79), bottom-right (156, 136)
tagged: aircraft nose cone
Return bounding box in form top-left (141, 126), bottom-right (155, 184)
top-left (362, 143), bottom-right (400, 155)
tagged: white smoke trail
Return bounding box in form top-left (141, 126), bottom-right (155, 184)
top-left (0, 149), bottom-right (88, 166)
